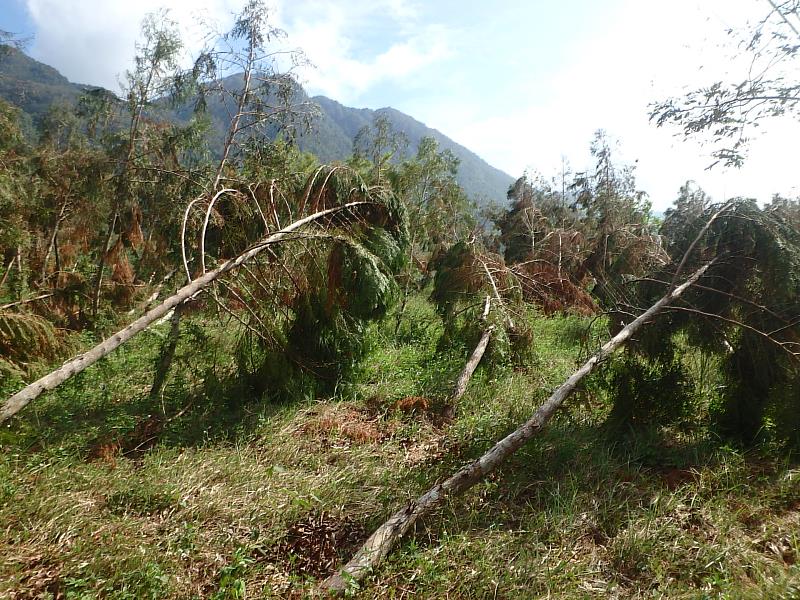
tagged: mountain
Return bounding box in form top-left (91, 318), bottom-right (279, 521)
top-left (0, 46), bottom-right (514, 204)
top-left (0, 45), bottom-right (94, 123)
top-left (305, 98), bottom-right (514, 205)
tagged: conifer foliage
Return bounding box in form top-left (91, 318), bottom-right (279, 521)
top-left (614, 197), bottom-right (800, 443)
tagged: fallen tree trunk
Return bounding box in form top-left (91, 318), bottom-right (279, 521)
top-left (450, 328), bottom-right (493, 402)
top-left (442, 296), bottom-right (494, 420)
top-left (0, 202), bottom-right (369, 424)
top-left (321, 261), bottom-right (712, 594)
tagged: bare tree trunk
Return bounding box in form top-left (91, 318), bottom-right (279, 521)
top-left (321, 261), bottom-right (712, 594)
top-left (451, 330), bottom-right (492, 400)
top-left (0, 257), bottom-right (14, 290)
top-left (393, 230), bottom-right (418, 337)
top-left (39, 198), bottom-right (69, 287)
top-left (128, 269), bottom-right (177, 316)
top-left (442, 296), bottom-right (493, 420)
top-left (53, 230), bottom-right (61, 276)
top-left (91, 208), bottom-right (118, 317)
top-left (0, 202), bottom-right (370, 424)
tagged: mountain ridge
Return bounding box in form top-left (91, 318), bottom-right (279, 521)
top-left (0, 46), bottom-right (514, 203)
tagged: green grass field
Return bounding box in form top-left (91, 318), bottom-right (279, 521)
top-left (1, 297), bottom-right (798, 598)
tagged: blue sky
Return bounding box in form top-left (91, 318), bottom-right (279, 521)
top-left (3, 0), bottom-right (799, 210)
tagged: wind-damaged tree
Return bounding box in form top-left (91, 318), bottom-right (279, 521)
top-left (90, 10), bottom-right (187, 317)
top-left (428, 240), bottom-right (530, 417)
top-left (498, 172), bottom-right (597, 315)
top-left (392, 136), bottom-right (476, 335)
top-left (568, 131), bottom-right (664, 306)
top-left (605, 197), bottom-right (800, 443)
top-left (147, 0), bottom-right (317, 400)
top-left (497, 133), bottom-right (665, 315)
top-left (0, 166), bottom-right (408, 423)
top-left (197, 164), bottom-right (409, 400)
top-left (321, 217), bottom-right (721, 593)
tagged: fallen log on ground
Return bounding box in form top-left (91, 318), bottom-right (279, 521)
top-left (442, 296), bottom-right (494, 420)
top-left (450, 296), bottom-right (493, 401)
top-left (0, 202), bottom-right (371, 424)
top-left (321, 260), bottom-right (712, 594)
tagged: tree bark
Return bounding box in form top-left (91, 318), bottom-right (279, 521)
top-left (128, 269), bottom-right (177, 316)
top-left (321, 261), bottom-right (712, 594)
top-left (0, 257), bottom-right (15, 290)
top-left (442, 296), bottom-right (493, 420)
top-left (91, 208), bottom-right (118, 317)
top-left (39, 198), bottom-right (69, 287)
top-left (0, 202), bottom-right (371, 424)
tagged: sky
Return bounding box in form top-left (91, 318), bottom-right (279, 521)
top-left (3, 0), bottom-right (799, 210)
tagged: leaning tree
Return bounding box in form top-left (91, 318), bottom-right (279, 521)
top-left (607, 197), bottom-right (800, 443)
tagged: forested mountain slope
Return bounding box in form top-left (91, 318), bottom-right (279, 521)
top-left (0, 45), bottom-right (513, 204)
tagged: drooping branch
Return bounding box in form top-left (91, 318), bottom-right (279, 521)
top-left (670, 201), bottom-right (731, 287)
top-left (0, 201), bottom-right (372, 424)
top-left (321, 260), bottom-right (713, 594)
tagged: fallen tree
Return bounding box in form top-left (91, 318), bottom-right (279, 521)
top-left (449, 296), bottom-right (493, 401)
top-left (0, 201), bottom-right (375, 424)
top-left (321, 259), bottom-right (713, 593)
top-left (441, 295), bottom-right (494, 420)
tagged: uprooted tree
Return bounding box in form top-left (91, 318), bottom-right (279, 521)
top-left (321, 197), bottom-right (800, 591)
top-left (604, 196), bottom-right (800, 443)
top-left (497, 132), bottom-right (666, 316)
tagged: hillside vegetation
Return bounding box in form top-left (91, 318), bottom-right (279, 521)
top-left (0, 47), bottom-right (513, 205)
top-left (0, 2), bottom-right (799, 598)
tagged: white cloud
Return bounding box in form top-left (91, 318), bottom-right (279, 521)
top-left (291, 23), bottom-right (451, 102)
top-left (273, 1), bottom-right (451, 103)
top-left (20, 0), bottom-right (798, 209)
top-left (25, 0), bottom-right (243, 90)
top-left (23, 0), bottom-right (450, 105)
top-left (417, 0), bottom-right (800, 209)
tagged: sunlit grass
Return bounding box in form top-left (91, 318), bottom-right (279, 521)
top-left (0, 297), bottom-right (798, 598)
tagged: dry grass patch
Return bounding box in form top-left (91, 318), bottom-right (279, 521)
top-left (296, 403), bottom-right (396, 446)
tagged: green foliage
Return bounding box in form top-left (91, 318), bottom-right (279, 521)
top-left (620, 197), bottom-right (800, 445)
top-left (650, 2), bottom-right (800, 167)
top-left (275, 235), bottom-right (400, 395)
top-left (201, 166), bottom-right (411, 402)
top-left (106, 484), bottom-right (180, 516)
top-left (396, 136), bottom-right (476, 252)
top-left (213, 548), bottom-right (253, 600)
top-left (353, 114), bottom-right (408, 184)
top-left (602, 354), bottom-right (694, 434)
top-left (496, 133), bottom-right (662, 313)
top-left (428, 241), bottom-right (532, 371)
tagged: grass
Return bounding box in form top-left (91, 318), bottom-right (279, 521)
top-left (0, 295), bottom-right (799, 598)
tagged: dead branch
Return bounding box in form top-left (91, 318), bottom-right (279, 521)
top-left (127, 269), bottom-right (177, 316)
top-left (454, 296), bottom-right (492, 397)
top-left (1, 294), bottom-right (55, 311)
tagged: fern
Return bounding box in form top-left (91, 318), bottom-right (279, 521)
top-left (0, 310), bottom-right (58, 364)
